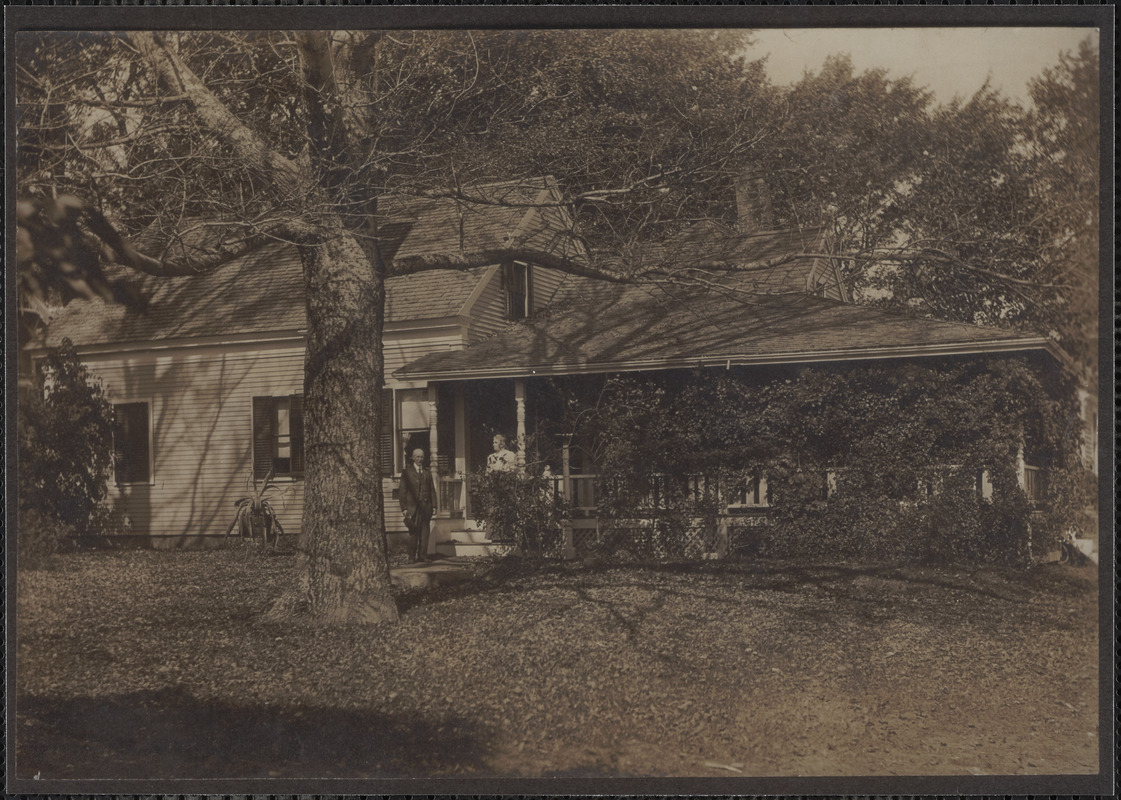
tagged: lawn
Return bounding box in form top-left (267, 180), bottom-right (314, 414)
top-left (14, 547), bottom-right (1099, 781)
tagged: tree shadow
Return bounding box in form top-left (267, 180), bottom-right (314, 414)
top-left (16, 685), bottom-right (491, 780)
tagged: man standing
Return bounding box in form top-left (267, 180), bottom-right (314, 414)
top-left (399, 448), bottom-right (436, 562)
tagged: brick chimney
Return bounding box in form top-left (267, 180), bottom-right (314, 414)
top-left (733, 171), bottom-right (774, 234)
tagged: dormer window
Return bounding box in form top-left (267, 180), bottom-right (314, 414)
top-left (504, 261), bottom-right (531, 320)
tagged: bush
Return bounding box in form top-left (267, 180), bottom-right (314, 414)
top-left (17, 508), bottom-right (74, 569)
top-left (18, 338), bottom-right (115, 558)
top-left (581, 359), bottom-right (1087, 567)
top-left (469, 467), bottom-right (569, 558)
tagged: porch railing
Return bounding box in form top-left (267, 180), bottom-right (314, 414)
top-left (438, 475), bottom-right (465, 517)
top-left (555, 474), bottom-right (597, 511)
top-left (546, 473), bottom-right (771, 514)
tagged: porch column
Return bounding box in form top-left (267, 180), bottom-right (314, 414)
top-left (1015, 440), bottom-right (1026, 490)
top-left (428, 383), bottom-right (440, 503)
top-left (561, 438), bottom-right (575, 559)
top-left (454, 384), bottom-right (468, 517)
top-left (514, 378), bottom-right (527, 471)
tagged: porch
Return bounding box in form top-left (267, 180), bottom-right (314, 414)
top-left (385, 370), bottom-right (1075, 563)
top-left (426, 466), bottom-right (773, 560)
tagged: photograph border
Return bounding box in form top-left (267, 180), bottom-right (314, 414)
top-left (5, 4), bottom-right (1114, 796)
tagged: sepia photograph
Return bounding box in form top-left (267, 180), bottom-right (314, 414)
top-left (6, 7), bottom-right (1112, 794)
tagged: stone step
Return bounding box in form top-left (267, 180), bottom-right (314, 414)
top-left (440, 528), bottom-right (490, 545)
top-left (390, 560), bottom-right (472, 589)
top-left (436, 540), bottom-right (513, 558)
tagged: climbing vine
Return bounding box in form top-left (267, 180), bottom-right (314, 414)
top-left (581, 356), bottom-right (1091, 566)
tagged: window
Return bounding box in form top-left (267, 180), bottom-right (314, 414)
top-left (504, 261), bottom-right (531, 320)
top-left (114, 402), bottom-right (151, 484)
top-left (396, 388), bottom-right (431, 472)
top-left (253, 395), bottom-right (304, 479)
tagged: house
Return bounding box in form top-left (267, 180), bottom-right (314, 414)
top-left (29, 177), bottom-right (1094, 559)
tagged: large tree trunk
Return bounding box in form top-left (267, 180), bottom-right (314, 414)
top-left (297, 225), bottom-right (397, 624)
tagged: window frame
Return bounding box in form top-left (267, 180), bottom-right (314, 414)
top-left (113, 400), bottom-right (154, 486)
top-left (252, 394), bottom-right (305, 481)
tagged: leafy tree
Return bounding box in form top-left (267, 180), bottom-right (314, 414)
top-left (1022, 37), bottom-right (1100, 376)
top-left (15, 29), bottom-right (767, 624)
top-left (752, 45), bottom-right (1100, 375)
top-left (18, 339), bottom-right (116, 559)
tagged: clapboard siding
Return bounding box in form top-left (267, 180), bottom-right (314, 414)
top-left (384, 327), bottom-right (466, 376)
top-left (468, 263), bottom-right (566, 343)
top-left (80, 343), bottom-right (306, 544)
top-left (467, 266), bottom-right (511, 343)
top-left (531, 266), bottom-right (566, 313)
top-left (76, 325), bottom-right (470, 543)
top-left (383, 478), bottom-right (407, 533)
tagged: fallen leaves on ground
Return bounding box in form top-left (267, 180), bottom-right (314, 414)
top-left (14, 548), bottom-right (1099, 780)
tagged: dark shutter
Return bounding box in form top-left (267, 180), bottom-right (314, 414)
top-left (504, 262), bottom-right (527, 320)
top-left (378, 387), bottom-right (394, 476)
top-left (114, 402), bottom-right (150, 483)
top-left (289, 394), bottom-right (305, 478)
top-left (252, 396), bottom-right (275, 479)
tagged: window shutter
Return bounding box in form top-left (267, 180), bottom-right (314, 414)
top-left (252, 396), bottom-right (275, 479)
top-left (113, 414), bottom-right (126, 480)
top-left (113, 402), bottom-right (150, 483)
top-left (379, 388), bottom-right (395, 476)
top-left (289, 394), bottom-right (305, 477)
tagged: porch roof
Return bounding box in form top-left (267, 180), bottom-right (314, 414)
top-left (395, 278), bottom-right (1056, 380)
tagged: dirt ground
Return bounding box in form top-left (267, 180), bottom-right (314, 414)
top-left (13, 549), bottom-right (1102, 782)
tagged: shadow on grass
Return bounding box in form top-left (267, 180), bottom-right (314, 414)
top-left (393, 556), bottom-right (1095, 646)
top-left (16, 685), bottom-right (490, 780)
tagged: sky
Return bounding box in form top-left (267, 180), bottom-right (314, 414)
top-left (749, 27), bottom-right (1097, 106)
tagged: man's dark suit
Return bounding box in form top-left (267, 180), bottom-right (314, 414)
top-left (399, 461), bottom-right (436, 561)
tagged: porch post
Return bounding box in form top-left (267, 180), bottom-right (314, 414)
top-left (562, 438), bottom-right (575, 559)
top-left (428, 383), bottom-right (439, 509)
top-left (514, 378), bottom-right (527, 471)
top-left (454, 384), bottom-right (468, 517)
top-left (1015, 439), bottom-right (1026, 490)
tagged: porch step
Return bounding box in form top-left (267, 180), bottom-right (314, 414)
top-left (390, 560), bottom-right (473, 589)
top-left (436, 539), bottom-right (514, 558)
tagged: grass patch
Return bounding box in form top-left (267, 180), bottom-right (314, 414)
top-left (15, 549), bottom-right (1099, 779)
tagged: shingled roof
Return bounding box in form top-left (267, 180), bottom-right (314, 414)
top-left (395, 276), bottom-right (1054, 380)
top-left (40, 177), bottom-right (569, 349)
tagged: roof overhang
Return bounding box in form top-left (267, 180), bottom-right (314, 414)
top-left (395, 336), bottom-right (1064, 382)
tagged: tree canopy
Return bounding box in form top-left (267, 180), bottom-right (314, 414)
top-left (754, 43), bottom-right (1099, 376)
top-left (15, 28), bottom-right (1100, 622)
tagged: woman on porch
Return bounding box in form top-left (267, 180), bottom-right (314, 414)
top-left (486, 434), bottom-right (517, 473)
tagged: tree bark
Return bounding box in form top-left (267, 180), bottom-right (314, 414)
top-left (297, 223), bottom-right (397, 625)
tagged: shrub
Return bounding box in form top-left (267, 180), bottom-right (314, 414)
top-left (18, 339), bottom-right (115, 558)
top-left (17, 508), bottom-right (74, 569)
top-left (469, 466), bottom-right (569, 558)
top-left (581, 358), bottom-right (1089, 567)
